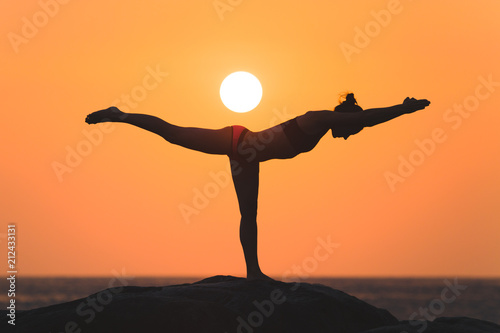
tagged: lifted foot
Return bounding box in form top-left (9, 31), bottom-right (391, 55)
top-left (85, 106), bottom-right (125, 124)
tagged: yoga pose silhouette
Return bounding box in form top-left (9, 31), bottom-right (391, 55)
top-left (85, 93), bottom-right (430, 280)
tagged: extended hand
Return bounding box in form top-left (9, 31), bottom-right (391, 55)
top-left (402, 97), bottom-right (431, 113)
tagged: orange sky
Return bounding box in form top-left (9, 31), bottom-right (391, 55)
top-left (1, 0), bottom-right (499, 278)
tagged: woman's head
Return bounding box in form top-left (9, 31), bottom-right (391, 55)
top-left (332, 92), bottom-right (364, 139)
top-left (334, 92), bottom-right (363, 113)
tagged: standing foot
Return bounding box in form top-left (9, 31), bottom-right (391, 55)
top-left (247, 271), bottom-right (275, 281)
top-left (85, 106), bottom-right (125, 124)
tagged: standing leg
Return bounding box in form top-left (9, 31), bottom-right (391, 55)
top-left (230, 159), bottom-right (271, 280)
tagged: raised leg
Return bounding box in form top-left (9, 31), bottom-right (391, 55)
top-left (85, 107), bottom-right (232, 155)
top-left (230, 159), bottom-right (271, 280)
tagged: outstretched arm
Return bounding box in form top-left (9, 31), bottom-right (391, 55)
top-left (327, 98), bottom-right (430, 139)
top-left (361, 97), bottom-right (430, 127)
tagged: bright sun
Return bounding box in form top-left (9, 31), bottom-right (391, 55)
top-left (220, 71), bottom-right (263, 113)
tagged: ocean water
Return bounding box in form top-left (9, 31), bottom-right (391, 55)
top-left (1, 277), bottom-right (499, 324)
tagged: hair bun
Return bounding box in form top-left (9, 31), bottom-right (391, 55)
top-left (345, 93), bottom-right (356, 105)
top-left (335, 92), bottom-right (362, 112)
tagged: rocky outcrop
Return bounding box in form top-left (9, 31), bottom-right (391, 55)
top-left (2, 275), bottom-right (498, 333)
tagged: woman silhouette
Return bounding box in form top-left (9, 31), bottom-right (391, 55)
top-left (85, 93), bottom-right (430, 280)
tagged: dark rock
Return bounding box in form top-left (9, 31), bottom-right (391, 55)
top-left (1, 275), bottom-right (396, 333)
top-left (1, 276), bottom-right (498, 333)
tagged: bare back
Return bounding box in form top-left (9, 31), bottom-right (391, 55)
top-left (238, 111), bottom-right (332, 162)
